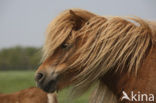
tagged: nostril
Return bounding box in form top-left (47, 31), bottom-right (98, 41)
top-left (37, 73), bottom-right (43, 80)
top-left (35, 72), bottom-right (45, 82)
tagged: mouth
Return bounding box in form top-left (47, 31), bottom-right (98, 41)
top-left (37, 79), bottom-right (57, 93)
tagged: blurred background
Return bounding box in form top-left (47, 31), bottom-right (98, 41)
top-left (0, 0), bottom-right (156, 103)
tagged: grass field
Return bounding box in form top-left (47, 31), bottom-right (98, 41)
top-left (0, 71), bottom-right (90, 103)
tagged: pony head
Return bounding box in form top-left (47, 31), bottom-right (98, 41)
top-left (35, 9), bottom-right (96, 92)
top-left (35, 9), bottom-right (152, 95)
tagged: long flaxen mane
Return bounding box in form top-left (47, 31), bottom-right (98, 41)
top-left (42, 9), bottom-right (154, 103)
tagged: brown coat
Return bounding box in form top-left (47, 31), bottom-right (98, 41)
top-left (0, 87), bottom-right (58, 103)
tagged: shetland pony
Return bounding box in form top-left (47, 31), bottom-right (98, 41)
top-left (0, 87), bottom-right (58, 103)
top-left (35, 9), bottom-right (156, 103)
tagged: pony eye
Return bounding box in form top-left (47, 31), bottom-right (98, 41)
top-left (61, 43), bottom-right (69, 49)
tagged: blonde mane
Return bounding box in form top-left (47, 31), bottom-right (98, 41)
top-left (42, 9), bottom-right (154, 103)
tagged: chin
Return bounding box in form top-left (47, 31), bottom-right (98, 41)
top-left (36, 80), bottom-right (57, 93)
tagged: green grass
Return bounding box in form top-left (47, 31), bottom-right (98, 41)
top-left (0, 71), bottom-right (35, 93)
top-left (0, 71), bottom-right (90, 103)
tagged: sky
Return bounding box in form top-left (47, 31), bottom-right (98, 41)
top-left (0, 0), bottom-right (156, 49)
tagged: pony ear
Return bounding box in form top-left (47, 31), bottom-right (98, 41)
top-left (69, 10), bottom-right (87, 30)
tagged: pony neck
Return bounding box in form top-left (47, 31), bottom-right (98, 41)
top-left (102, 43), bottom-right (156, 102)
